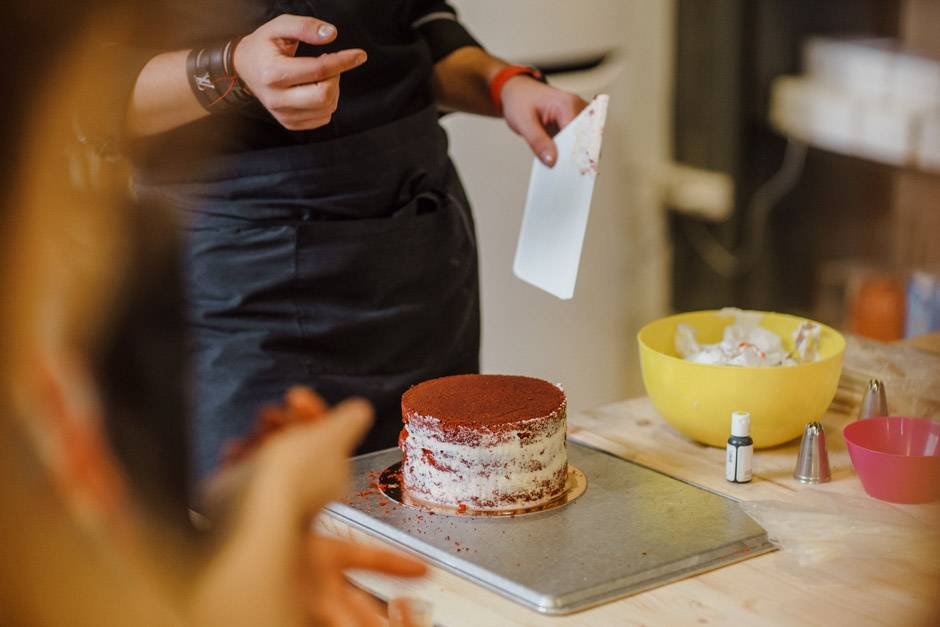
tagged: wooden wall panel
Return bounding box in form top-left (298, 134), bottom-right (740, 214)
top-left (895, 0), bottom-right (940, 270)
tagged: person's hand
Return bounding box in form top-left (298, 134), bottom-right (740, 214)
top-left (220, 385), bottom-right (329, 467)
top-left (207, 387), bottom-right (366, 517)
top-left (500, 77), bottom-right (588, 167)
top-left (254, 393), bottom-right (429, 625)
top-left (234, 14), bottom-right (367, 131)
top-left (192, 390), bottom-right (429, 627)
top-left (254, 393), bottom-right (374, 513)
top-left (201, 386), bottom-right (332, 516)
top-left (303, 536), bottom-right (427, 627)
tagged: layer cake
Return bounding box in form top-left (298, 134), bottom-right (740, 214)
top-left (399, 374), bottom-right (567, 512)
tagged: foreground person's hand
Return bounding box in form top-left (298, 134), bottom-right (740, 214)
top-left (220, 385), bottom-right (330, 467)
top-left (191, 393), bottom-right (427, 626)
top-left (203, 386), bottom-right (332, 514)
top-left (304, 536), bottom-right (427, 627)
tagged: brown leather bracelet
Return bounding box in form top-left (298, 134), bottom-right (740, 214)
top-left (186, 38), bottom-right (254, 112)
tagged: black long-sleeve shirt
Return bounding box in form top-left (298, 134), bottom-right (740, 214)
top-left (127, 0), bottom-right (480, 171)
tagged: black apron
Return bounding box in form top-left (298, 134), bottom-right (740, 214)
top-left (140, 105), bottom-right (480, 480)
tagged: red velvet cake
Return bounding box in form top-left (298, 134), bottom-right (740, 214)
top-left (399, 374), bottom-right (568, 512)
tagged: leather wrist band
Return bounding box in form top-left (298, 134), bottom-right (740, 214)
top-left (488, 64), bottom-right (546, 115)
top-left (186, 38), bottom-right (254, 113)
top-left (221, 38), bottom-right (254, 102)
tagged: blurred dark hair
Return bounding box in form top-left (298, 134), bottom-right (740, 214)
top-left (0, 4), bottom-right (90, 204)
top-left (93, 204), bottom-right (195, 532)
top-left (1, 2), bottom-right (196, 534)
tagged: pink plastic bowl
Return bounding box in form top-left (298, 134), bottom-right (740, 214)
top-left (843, 416), bottom-right (940, 504)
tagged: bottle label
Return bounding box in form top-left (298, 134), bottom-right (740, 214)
top-left (736, 445), bottom-right (753, 482)
top-left (726, 443), bottom-right (753, 483)
top-left (726, 444), bottom-right (736, 481)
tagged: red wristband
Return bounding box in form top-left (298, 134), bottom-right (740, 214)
top-left (489, 65), bottom-right (544, 115)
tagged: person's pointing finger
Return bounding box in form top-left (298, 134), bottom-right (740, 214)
top-left (275, 49), bottom-right (366, 87)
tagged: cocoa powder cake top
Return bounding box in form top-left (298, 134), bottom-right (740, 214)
top-left (402, 374), bottom-right (564, 427)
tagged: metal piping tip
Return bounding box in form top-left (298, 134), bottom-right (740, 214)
top-left (859, 379), bottom-right (888, 420)
top-left (793, 421), bottom-right (831, 484)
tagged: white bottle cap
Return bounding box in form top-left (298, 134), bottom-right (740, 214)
top-left (731, 411), bottom-right (751, 437)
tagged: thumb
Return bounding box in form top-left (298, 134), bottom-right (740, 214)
top-left (316, 398), bottom-right (374, 453)
top-left (265, 14), bottom-right (338, 46)
top-left (556, 96), bottom-right (587, 131)
top-left (285, 386), bottom-right (329, 423)
top-left (517, 112), bottom-right (557, 167)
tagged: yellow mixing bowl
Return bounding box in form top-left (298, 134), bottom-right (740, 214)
top-left (638, 310), bottom-right (845, 448)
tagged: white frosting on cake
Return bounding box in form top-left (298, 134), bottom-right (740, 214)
top-left (401, 414), bottom-right (567, 511)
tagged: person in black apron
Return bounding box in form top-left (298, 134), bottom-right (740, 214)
top-left (126, 1), bottom-right (586, 483)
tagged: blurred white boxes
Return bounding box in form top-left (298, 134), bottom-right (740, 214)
top-left (892, 54), bottom-right (940, 112)
top-left (804, 37), bottom-right (897, 102)
top-left (859, 102), bottom-right (917, 165)
top-left (918, 111), bottom-right (940, 171)
top-left (770, 36), bottom-right (940, 173)
top-left (770, 77), bottom-right (862, 155)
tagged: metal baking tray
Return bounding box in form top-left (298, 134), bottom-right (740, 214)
top-left (326, 442), bottom-right (774, 615)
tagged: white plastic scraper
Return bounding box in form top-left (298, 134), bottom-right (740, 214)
top-left (513, 94), bottom-right (609, 300)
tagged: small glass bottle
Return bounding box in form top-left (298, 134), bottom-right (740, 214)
top-left (726, 411), bottom-right (753, 483)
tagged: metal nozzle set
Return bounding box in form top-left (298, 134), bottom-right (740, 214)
top-left (792, 379), bottom-right (889, 484)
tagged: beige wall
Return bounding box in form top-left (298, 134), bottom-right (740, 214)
top-left (444, 1), bottom-right (675, 412)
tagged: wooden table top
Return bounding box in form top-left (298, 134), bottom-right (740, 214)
top-left (321, 335), bottom-right (940, 626)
